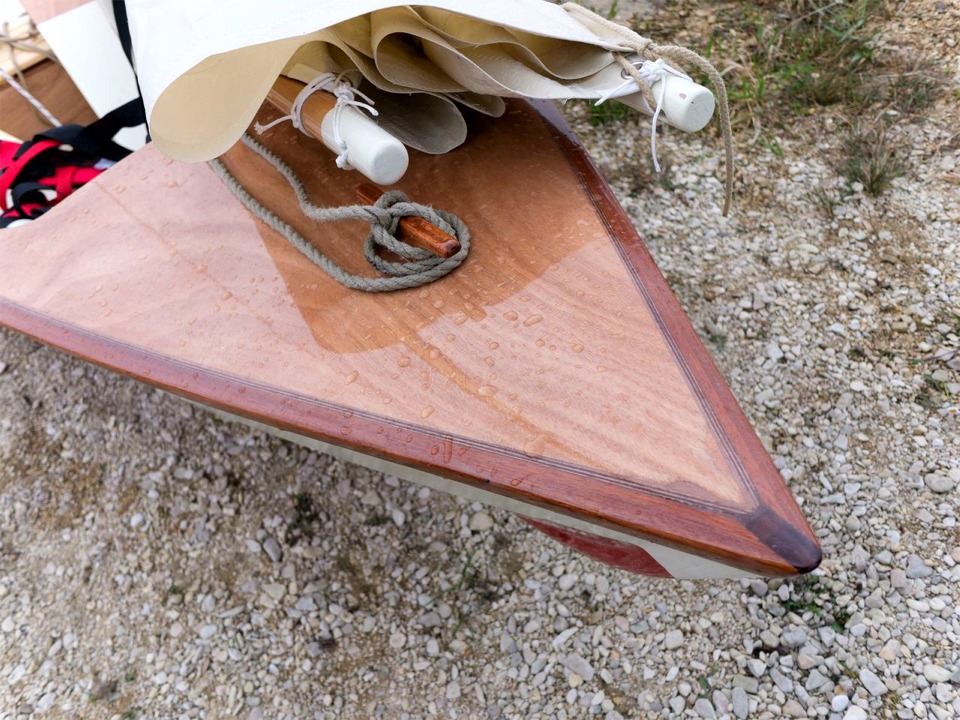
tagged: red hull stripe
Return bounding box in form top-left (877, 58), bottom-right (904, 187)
top-left (524, 518), bottom-right (673, 577)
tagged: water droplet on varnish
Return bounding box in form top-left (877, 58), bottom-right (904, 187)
top-left (432, 299), bottom-right (444, 309)
top-left (345, 370), bottom-right (359, 385)
top-left (524, 314), bottom-right (543, 327)
top-left (430, 445), bottom-right (439, 455)
top-left (478, 385), bottom-right (497, 396)
top-left (383, 397), bottom-right (392, 404)
top-left (418, 288), bottom-right (430, 299)
top-left (510, 477), bottom-right (524, 487)
top-left (421, 405), bottom-right (435, 419)
top-left (488, 342), bottom-right (499, 351)
top-left (166, 180), bottom-right (179, 188)
top-left (221, 291), bottom-right (233, 301)
top-left (576, 290), bottom-right (585, 297)
top-left (428, 347), bottom-right (441, 360)
top-left (503, 310), bottom-right (518, 321)
top-left (454, 315), bottom-right (467, 326)
top-left (484, 356), bottom-right (495, 367)
top-left (340, 426), bottom-right (351, 435)
top-left (445, 334), bottom-right (455, 342)
top-left (398, 356), bottom-right (411, 368)
top-left (535, 339), bottom-right (545, 348)
top-left (113, 185), bottom-right (126, 194)
top-left (572, 343), bottom-right (584, 353)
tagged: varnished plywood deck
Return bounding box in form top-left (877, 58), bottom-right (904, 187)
top-left (0, 100), bottom-right (820, 576)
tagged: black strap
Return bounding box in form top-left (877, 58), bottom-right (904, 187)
top-left (10, 182), bottom-right (48, 208)
top-left (111, 0), bottom-right (149, 142)
top-left (35, 98), bottom-right (146, 162)
top-left (112, 0), bottom-right (135, 67)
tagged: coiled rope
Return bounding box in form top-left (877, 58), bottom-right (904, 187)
top-left (209, 133), bottom-right (469, 292)
top-left (564, 3), bottom-right (735, 216)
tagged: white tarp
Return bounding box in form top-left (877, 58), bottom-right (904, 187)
top-left (99, 0), bottom-right (637, 161)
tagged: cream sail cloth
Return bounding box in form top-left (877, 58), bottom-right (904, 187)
top-left (98, 0), bottom-right (677, 161)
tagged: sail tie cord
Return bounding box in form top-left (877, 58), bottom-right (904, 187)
top-left (563, 3), bottom-right (734, 216)
top-left (209, 133), bottom-right (469, 293)
top-left (595, 58), bottom-right (690, 174)
top-left (254, 72), bottom-right (378, 171)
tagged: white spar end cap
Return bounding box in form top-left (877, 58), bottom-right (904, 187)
top-left (621, 74), bottom-right (716, 134)
top-left (320, 105), bottom-right (409, 186)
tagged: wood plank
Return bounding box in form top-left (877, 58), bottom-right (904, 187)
top-left (0, 99), bottom-right (820, 577)
top-left (0, 12), bottom-right (51, 77)
top-left (0, 57), bottom-right (96, 138)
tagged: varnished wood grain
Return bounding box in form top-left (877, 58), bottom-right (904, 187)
top-left (0, 100), bottom-right (820, 576)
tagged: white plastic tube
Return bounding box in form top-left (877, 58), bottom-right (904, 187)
top-left (619, 73), bottom-right (716, 133)
top-left (266, 78), bottom-right (409, 186)
top-left (318, 104), bottom-right (409, 185)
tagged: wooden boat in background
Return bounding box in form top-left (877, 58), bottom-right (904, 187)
top-left (0, 84), bottom-right (821, 577)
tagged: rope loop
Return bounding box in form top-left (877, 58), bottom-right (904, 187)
top-left (209, 134), bottom-right (469, 293)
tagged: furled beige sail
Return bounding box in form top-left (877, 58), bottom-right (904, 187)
top-left (100, 0), bottom-right (710, 161)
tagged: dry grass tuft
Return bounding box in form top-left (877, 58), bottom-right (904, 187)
top-left (837, 121), bottom-right (904, 195)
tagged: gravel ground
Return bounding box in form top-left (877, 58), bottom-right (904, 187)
top-left (2, 2), bottom-right (959, 719)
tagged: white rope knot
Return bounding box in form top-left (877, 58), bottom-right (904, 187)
top-left (255, 72), bottom-right (378, 171)
top-left (596, 57), bottom-right (690, 173)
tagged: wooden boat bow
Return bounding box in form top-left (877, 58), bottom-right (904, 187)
top-left (0, 99), bottom-right (820, 578)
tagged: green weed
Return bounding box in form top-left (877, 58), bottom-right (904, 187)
top-left (588, 100), bottom-right (633, 126)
